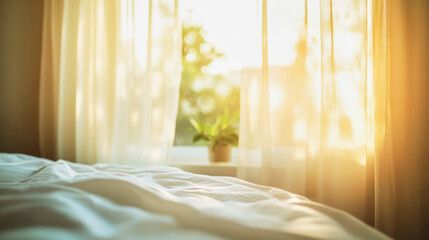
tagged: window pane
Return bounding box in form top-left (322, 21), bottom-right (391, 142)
top-left (174, 0), bottom-right (252, 146)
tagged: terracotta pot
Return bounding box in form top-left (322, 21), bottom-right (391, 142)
top-left (208, 144), bottom-right (231, 162)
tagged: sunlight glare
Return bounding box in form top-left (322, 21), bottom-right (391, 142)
top-left (215, 82), bottom-right (231, 97)
top-left (269, 85), bottom-right (285, 109)
top-left (293, 120), bottom-right (307, 142)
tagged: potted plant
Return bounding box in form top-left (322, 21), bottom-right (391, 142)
top-left (190, 111), bottom-right (239, 162)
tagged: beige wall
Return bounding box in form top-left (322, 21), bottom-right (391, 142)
top-left (0, 0), bottom-right (44, 156)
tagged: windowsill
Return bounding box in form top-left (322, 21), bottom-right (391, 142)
top-left (168, 146), bottom-right (238, 176)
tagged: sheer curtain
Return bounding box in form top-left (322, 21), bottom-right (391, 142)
top-left (239, 0), bottom-right (429, 239)
top-left (39, 0), bottom-right (181, 166)
top-left (239, 0), bottom-right (370, 221)
top-left (374, 1), bottom-right (429, 239)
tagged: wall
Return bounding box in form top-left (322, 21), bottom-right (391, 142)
top-left (0, 0), bottom-right (44, 156)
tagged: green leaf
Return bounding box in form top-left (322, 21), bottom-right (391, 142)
top-left (193, 133), bottom-right (210, 143)
top-left (222, 126), bottom-right (236, 135)
top-left (203, 123), bottom-right (212, 133)
top-left (211, 121), bottom-right (219, 136)
top-left (190, 119), bottom-right (203, 132)
top-left (221, 133), bottom-right (239, 146)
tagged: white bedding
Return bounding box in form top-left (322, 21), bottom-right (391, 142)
top-left (0, 153), bottom-right (390, 240)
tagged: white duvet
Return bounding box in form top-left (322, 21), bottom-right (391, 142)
top-left (0, 153), bottom-right (389, 240)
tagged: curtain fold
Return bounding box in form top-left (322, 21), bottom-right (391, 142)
top-left (374, 0), bottom-right (429, 239)
top-left (39, 0), bottom-right (181, 166)
top-left (39, 0), bottom-right (63, 161)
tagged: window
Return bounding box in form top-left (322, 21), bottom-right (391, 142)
top-left (172, 0), bottom-right (369, 163)
top-left (174, 0), bottom-right (248, 149)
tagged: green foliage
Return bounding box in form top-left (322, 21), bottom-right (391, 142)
top-left (182, 25), bottom-right (223, 81)
top-left (190, 110), bottom-right (239, 151)
top-left (174, 23), bottom-right (240, 146)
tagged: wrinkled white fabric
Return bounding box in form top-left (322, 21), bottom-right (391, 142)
top-left (0, 154), bottom-right (389, 240)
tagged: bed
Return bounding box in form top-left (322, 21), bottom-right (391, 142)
top-left (0, 153), bottom-right (390, 240)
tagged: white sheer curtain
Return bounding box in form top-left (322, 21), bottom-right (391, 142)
top-left (238, 0), bottom-right (372, 222)
top-left (39, 0), bottom-right (181, 166)
top-left (239, 1), bottom-right (429, 239)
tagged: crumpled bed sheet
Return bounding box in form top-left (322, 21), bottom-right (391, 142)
top-left (0, 153), bottom-right (390, 240)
